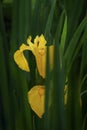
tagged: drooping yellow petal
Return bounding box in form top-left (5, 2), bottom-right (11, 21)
top-left (19, 43), bottom-right (30, 51)
top-left (14, 44), bottom-right (30, 72)
top-left (27, 84), bottom-right (69, 118)
top-left (28, 85), bottom-right (45, 118)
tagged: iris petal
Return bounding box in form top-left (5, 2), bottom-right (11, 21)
top-left (14, 44), bottom-right (30, 72)
top-left (28, 85), bottom-right (45, 118)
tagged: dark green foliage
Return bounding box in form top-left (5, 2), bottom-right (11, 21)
top-left (0, 0), bottom-right (87, 130)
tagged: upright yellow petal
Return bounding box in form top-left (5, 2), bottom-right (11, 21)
top-left (35, 50), bottom-right (46, 78)
top-left (28, 85), bottom-right (45, 118)
top-left (27, 34), bottom-right (47, 78)
top-left (14, 44), bottom-right (30, 72)
top-left (35, 45), bottom-right (54, 78)
top-left (48, 45), bottom-right (54, 71)
top-left (34, 34), bottom-right (47, 47)
top-left (27, 37), bottom-right (35, 55)
top-left (34, 35), bottom-right (54, 78)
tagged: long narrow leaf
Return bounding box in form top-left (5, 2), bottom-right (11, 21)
top-left (44, 0), bottom-right (56, 37)
top-left (64, 17), bottom-right (87, 74)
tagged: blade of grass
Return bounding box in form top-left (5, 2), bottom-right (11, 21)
top-left (67, 56), bottom-right (82, 130)
top-left (80, 38), bottom-right (87, 80)
top-left (68, 30), bottom-right (87, 79)
top-left (0, 34), bottom-right (12, 130)
top-left (64, 0), bottom-right (85, 43)
top-left (55, 10), bottom-right (65, 44)
top-left (80, 74), bottom-right (87, 90)
top-left (31, 0), bottom-right (43, 35)
top-left (44, 47), bottom-right (53, 130)
top-left (82, 112), bottom-right (87, 130)
top-left (45, 43), bottom-right (66, 130)
top-left (0, 1), bottom-right (9, 67)
top-left (50, 44), bottom-right (66, 130)
top-left (10, 0), bottom-right (32, 49)
top-left (44, 0), bottom-right (57, 38)
top-left (10, 0), bottom-right (33, 130)
top-left (60, 15), bottom-right (67, 56)
top-left (18, 0), bottom-right (32, 42)
top-left (18, 73), bottom-right (33, 130)
top-left (0, 2), bottom-right (15, 130)
top-left (64, 16), bottom-right (87, 74)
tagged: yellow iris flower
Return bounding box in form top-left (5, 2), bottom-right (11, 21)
top-left (14, 34), bottom-right (55, 118)
top-left (27, 85), bottom-right (68, 118)
top-left (14, 35), bottom-right (70, 119)
top-left (14, 35), bottom-right (68, 118)
top-left (14, 34), bottom-right (54, 78)
top-left (28, 85), bottom-right (45, 118)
